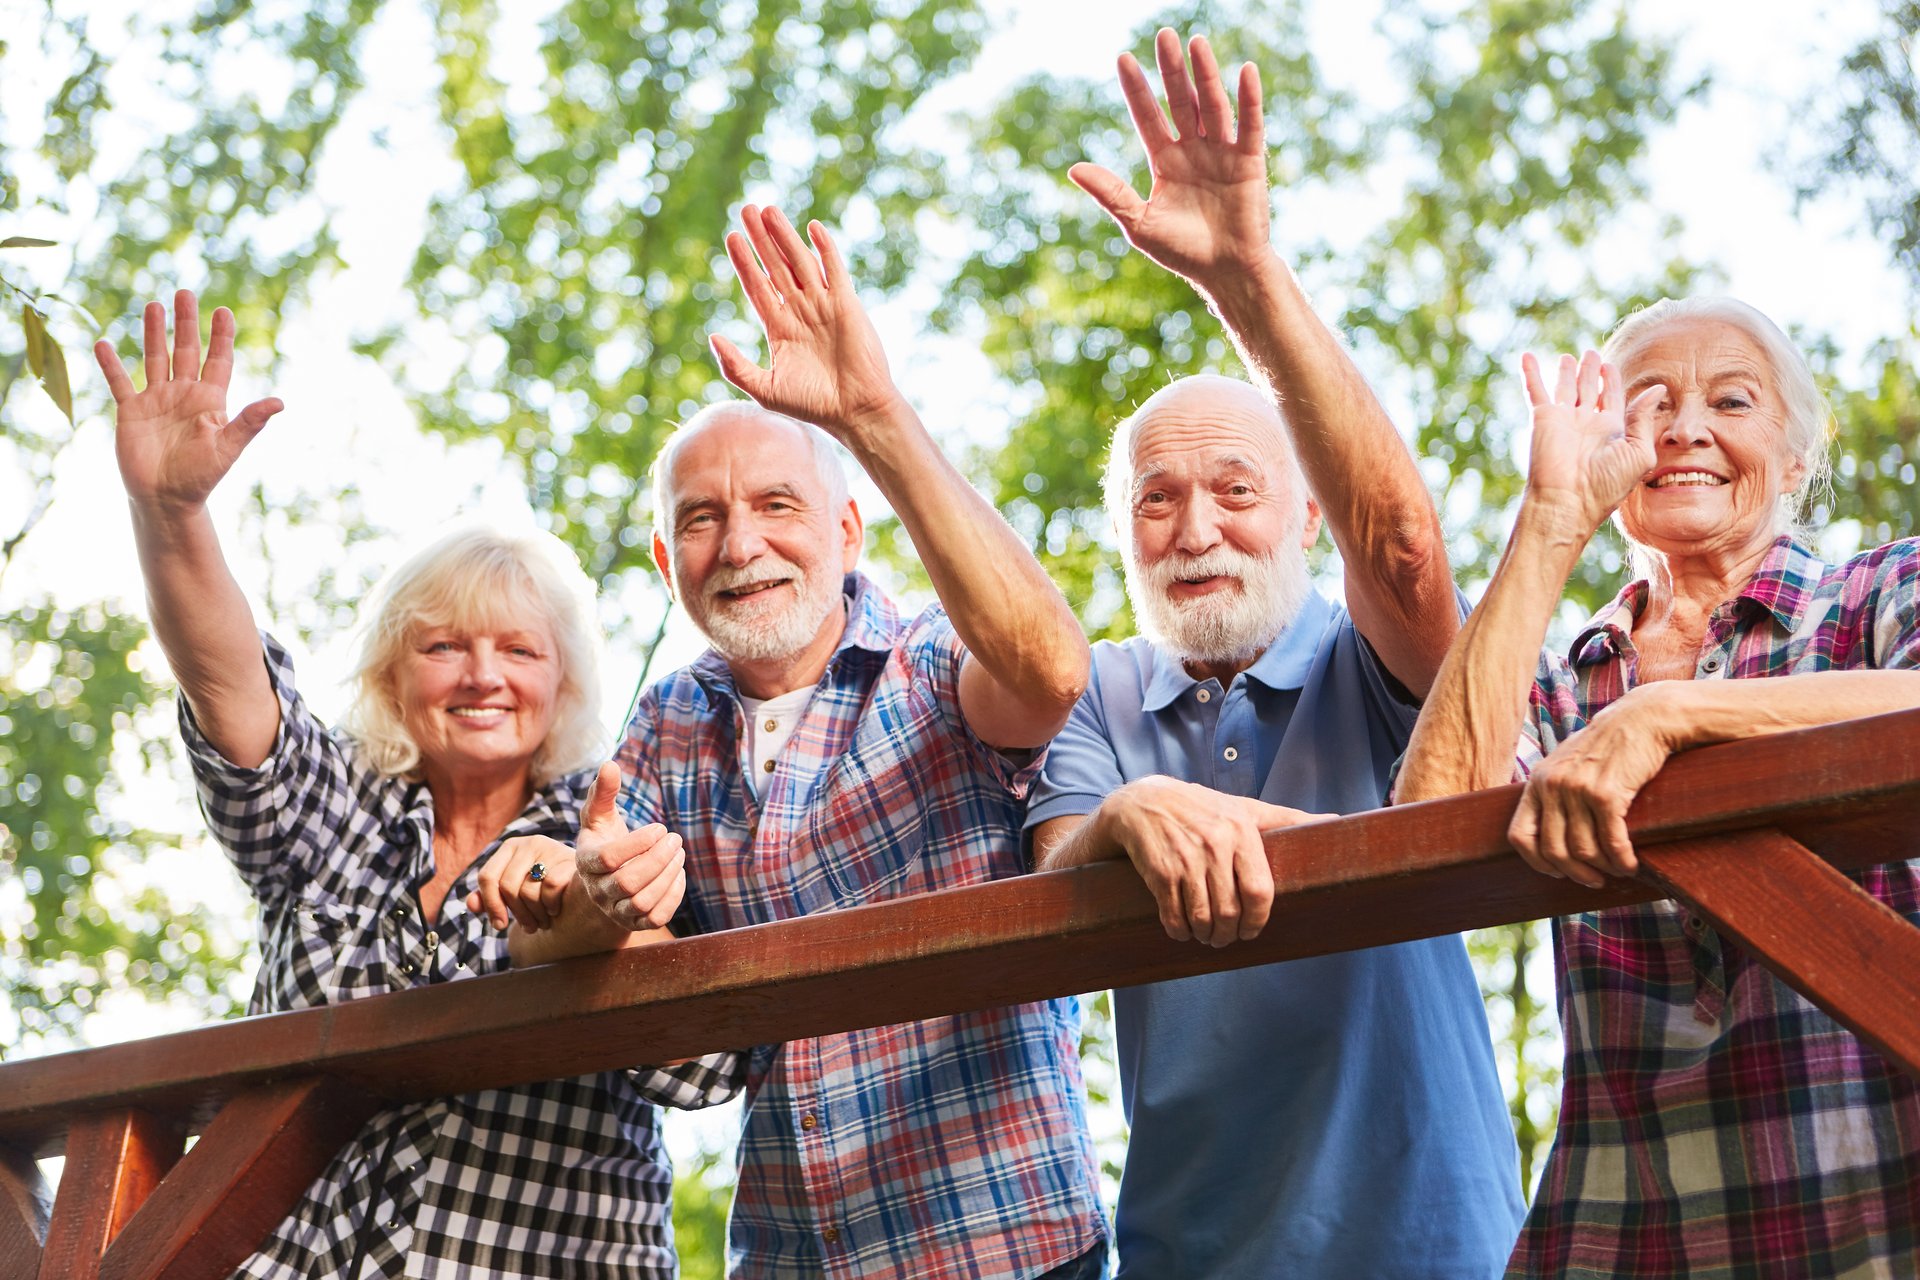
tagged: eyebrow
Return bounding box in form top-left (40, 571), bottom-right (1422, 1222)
top-left (673, 483), bottom-right (810, 524)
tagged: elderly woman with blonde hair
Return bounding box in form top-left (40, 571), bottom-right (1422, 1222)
top-left (1396, 296), bottom-right (1920, 1277)
top-left (95, 290), bottom-right (736, 1279)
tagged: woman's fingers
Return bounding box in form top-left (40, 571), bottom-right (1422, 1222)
top-left (171, 290), bottom-right (201, 384)
top-left (201, 306), bottom-right (237, 390)
top-left (1521, 352), bottom-right (1548, 407)
top-left (95, 340), bottom-right (135, 402)
top-left (1575, 349), bottom-right (1602, 408)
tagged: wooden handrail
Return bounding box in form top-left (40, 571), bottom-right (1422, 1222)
top-left (4, 706), bottom-right (1918, 1279)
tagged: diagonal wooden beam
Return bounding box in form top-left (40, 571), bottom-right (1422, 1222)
top-left (1638, 828), bottom-right (1920, 1076)
top-left (0, 1142), bottom-right (49, 1280)
top-left (96, 1077), bottom-right (378, 1280)
top-left (0, 707), bottom-right (1917, 1159)
top-left (36, 1110), bottom-right (181, 1280)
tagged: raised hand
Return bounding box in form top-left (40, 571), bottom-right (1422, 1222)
top-left (710, 205), bottom-right (902, 439)
top-left (1068, 29), bottom-right (1272, 290)
top-left (573, 762), bottom-right (689, 933)
top-left (1520, 350), bottom-right (1662, 535)
top-left (94, 290), bottom-right (282, 512)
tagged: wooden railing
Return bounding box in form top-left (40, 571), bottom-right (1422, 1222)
top-left (6, 708), bottom-right (1920, 1280)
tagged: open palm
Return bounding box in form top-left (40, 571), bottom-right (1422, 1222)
top-left (710, 206), bottom-right (899, 437)
top-left (1069, 29), bottom-right (1273, 287)
top-left (95, 291), bottom-right (281, 510)
top-left (1521, 350), bottom-right (1660, 534)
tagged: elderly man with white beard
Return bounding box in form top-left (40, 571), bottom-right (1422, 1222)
top-left (1022, 29), bottom-right (1523, 1280)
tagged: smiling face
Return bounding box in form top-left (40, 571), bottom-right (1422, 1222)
top-left (1116, 377), bottom-right (1322, 671)
top-left (1614, 317), bottom-right (1805, 565)
top-left (652, 409), bottom-right (860, 665)
top-left (393, 617), bottom-right (563, 784)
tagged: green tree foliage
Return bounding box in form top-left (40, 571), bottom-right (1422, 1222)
top-left (375, 0), bottom-right (987, 670)
top-left (1819, 1), bottom-right (1920, 294)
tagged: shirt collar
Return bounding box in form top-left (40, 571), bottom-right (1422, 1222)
top-left (1142, 589), bottom-right (1332, 711)
top-left (1568, 534), bottom-right (1822, 666)
top-left (690, 570), bottom-right (892, 695)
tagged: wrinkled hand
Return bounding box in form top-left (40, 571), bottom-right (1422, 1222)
top-left (710, 205), bottom-right (902, 439)
top-left (467, 834), bottom-right (572, 932)
top-left (95, 289), bottom-right (282, 512)
top-left (1105, 775), bottom-right (1329, 946)
top-left (1068, 29), bottom-right (1272, 290)
top-left (1509, 684), bottom-right (1678, 888)
top-left (1520, 350), bottom-right (1661, 536)
top-left (573, 761), bottom-right (689, 932)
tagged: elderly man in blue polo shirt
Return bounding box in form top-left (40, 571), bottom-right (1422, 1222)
top-left (1025, 29), bottom-right (1524, 1279)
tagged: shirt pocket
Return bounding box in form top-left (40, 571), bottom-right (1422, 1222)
top-left (263, 887), bottom-right (387, 1008)
top-left (811, 727), bottom-right (942, 908)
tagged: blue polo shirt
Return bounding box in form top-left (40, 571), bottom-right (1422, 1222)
top-left (1026, 590), bottom-right (1524, 1279)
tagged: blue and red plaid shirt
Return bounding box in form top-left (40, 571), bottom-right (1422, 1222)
top-left (615, 572), bottom-right (1106, 1280)
top-left (1512, 535), bottom-right (1920, 1278)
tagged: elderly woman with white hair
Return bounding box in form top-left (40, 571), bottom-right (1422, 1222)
top-left (95, 291), bottom-right (736, 1279)
top-left (1395, 296), bottom-right (1920, 1277)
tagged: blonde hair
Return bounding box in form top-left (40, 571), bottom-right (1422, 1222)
top-left (339, 525), bottom-right (606, 784)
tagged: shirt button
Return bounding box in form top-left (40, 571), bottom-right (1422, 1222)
top-left (822, 1226), bottom-right (840, 1244)
top-left (423, 932), bottom-right (438, 950)
top-left (800, 1111), bottom-right (818, 1131)
top-left (1688, 915), bottom-right (1707, 932)
top-left (764, 718), bottom-right (779, 731)
top-left (399, 961), bottom-right (416, 975)
top-left (1703, 656), bottom-right (1723, 673)
top-left (391, 904), bottom-right (410, 920)
top-left (763, 759), bottom-right (776, 774)
top-left (1223, 746), bottom-right (1238, 762)
top-left (1196, 688), bottom-right (1211, 703)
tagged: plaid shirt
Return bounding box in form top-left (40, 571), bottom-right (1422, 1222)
top-left (615, 572), bottom-right (1106, 1280)
top-left (1511, 536), bottom-right (1920, 1278)
top-left (184, 635), bottom-right (740, 1280)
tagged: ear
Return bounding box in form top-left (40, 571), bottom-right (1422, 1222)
top-left (651, 532), bottom-right (678, 602)
top-left (840, 497), bottom-right (863, 572)
top-left (1780, 453), bottom-right (1807, 496)
top-left (1299, 499), bottom-right (1324, 551)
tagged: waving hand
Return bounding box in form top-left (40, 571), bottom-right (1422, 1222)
top-left (95, 290), bottom-right (282, 512)
top-left (1520, 350), bottom-right (1662, 534)
top-left (1069, 29), bottom-right (1271, 288)
top-left (710, 205), bottom-right (902, 439)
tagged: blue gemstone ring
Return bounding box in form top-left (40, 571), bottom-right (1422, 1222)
top-left (528, 861), bottom-right (547, 883)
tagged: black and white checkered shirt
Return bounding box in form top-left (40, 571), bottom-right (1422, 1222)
top-left (183, 636), bottom-right (741, 1280)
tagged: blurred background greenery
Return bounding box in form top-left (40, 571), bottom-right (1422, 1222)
top-left (4, 0), bottom-right (1919, 1269)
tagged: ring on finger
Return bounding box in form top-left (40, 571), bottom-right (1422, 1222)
top-left (528, 861), bottom-right (547, 883)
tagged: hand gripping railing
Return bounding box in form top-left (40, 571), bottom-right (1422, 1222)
top-left (5, 708), bottom-right (1920, 1280)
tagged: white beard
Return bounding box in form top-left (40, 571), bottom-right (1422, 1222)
top-left (1125, 539), bottom-right (1312, 669)
top-left (684, 554), bottom-right (844, 663)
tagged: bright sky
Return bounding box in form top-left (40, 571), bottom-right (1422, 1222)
top-left (2, 0), bottom-right (1912, 1189)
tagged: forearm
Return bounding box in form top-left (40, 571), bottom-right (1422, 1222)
top-left (1205, 254), bottom-right (1456, 686)
top-left (1031, 810), bottom-right (1117, 872)
top-left (1395, 503), bottom-right (1587, 801)
top-left (842, 397), bottom-right (1089, 722)
top-left (1640, 669), bottom-right (1920, 753)
top-left (508, 914), bottom-right (666, 967)
top-left (130, 500), bottom-right (278, 766)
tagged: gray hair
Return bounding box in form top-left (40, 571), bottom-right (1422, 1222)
top-left (339, 524), bottom-right (607, 785)
top-left (1603, 296), bottom-right (1834, 542)
top-left (648, 402), bottom-right (850, 545)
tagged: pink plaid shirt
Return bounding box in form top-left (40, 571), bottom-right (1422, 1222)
top-left (616, 573), bottom-right (1105, 1280)
top-left (1512, 536), bottom-right (1920, 1278)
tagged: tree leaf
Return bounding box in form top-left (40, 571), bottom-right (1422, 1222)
top-left (41, 332), bottom-right (74, 424)
top-left (20, 303), bottom-right (47, 380)
top-left (0, 236), bottom-right (57, 248)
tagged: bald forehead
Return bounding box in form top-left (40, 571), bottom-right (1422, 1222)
top-left (1127, 377), bottom-right (1291, 471)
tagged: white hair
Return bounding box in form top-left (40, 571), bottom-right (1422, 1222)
top-left (1101, 374), bottom-right (1309, 532)
top-left (1603, 296), bottom-right (1834, 546)
top-left (339, 524), bottom-right (606, 785)
top-left (648, 402), bottom-right (850, 546)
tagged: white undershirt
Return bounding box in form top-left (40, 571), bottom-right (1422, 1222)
top-left (736, 684), bottom-right (817, 799)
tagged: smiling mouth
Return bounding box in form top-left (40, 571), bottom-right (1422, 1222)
top-left (448, 707), bottom-right (511, 720)
top-left (715, 578), bottom-right (792, 602)
top-left (1648, 471), bottom-right (1728, 489)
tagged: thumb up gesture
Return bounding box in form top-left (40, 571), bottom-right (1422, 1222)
top-left (575, 762), bottom-right (690, 933)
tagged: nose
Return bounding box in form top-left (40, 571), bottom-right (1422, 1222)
top-left (462, 642), bottom-right (506, 690)
top-left (719, 518), bottom-right (768, 568)
top-left (1658, 393), bottom-right (1712, 449)
top-left (1171, 498), bottom-right (1223, 556)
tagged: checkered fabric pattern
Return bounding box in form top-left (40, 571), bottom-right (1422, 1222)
top-left (616, 572), bottom-right (1106, 1280)
top-left (1510, 536), bottom-right (1920, 1278)
top-left (183, 635), bottom-right (740, 1280)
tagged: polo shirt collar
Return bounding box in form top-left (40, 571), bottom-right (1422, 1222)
top-left (1142, 589), bottom-right (1332, 711)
